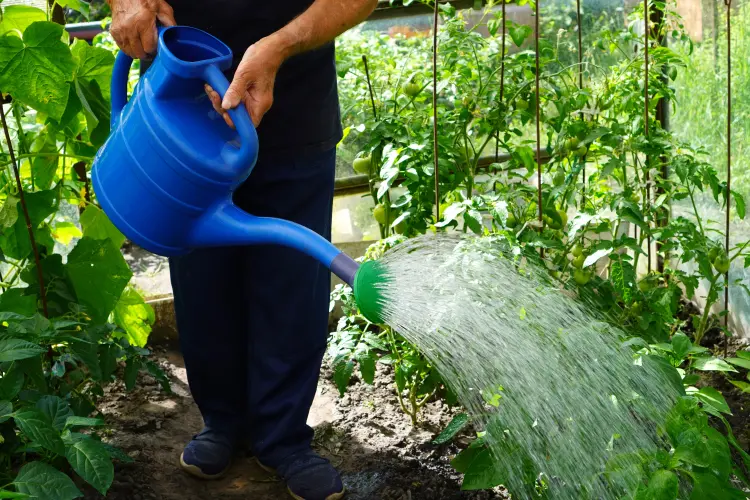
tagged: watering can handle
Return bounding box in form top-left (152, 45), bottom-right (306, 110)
top-left (201, 65), bottom-right (257, 167)
top-left (111, 49), bottom-right (134, 129)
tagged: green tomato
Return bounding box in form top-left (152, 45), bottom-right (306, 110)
top-left (557, 209), bottom-right (568, 228)
top-left (574, 145), bottom-right (588, 157)
top-left (713, 253), bottom-right (730, 274)
top-left (571, 244), bottom-right (584, 258)
top-left (506, 214), bottom-right (517, 228)
top-left (572, 254), bottom-right (585, 269)
top-left (353, 155), bottom-right (371, 175)
top-left (631, 301), bottom-right (643, 314)
top-left (394, 219), bottom-right (407, 235)
top-left (516, 99), bottom-right (529, 111)
top-left (553, 170), bottom-right (565, 187)
top-left (573, 269), bottom-right (591, 285)
top-left (373, 204), bottom-right (387, 225)
top-left (638, 279), bottom-right (653, 293)
top-left (404, 83), bottom-right (421, 97)
top-left (564, 137), bottom-right (580, 152)
top-left (708, 246), bottom-right (720, 262)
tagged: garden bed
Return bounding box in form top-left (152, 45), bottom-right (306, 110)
top-left (81, 345), bottom-right (507, 500)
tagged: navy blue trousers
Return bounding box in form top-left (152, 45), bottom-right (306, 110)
top-left (169, 148), bottom-right (335, 467)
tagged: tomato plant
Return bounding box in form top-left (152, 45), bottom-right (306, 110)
top-left (332, 1), bottom-right (750, 496)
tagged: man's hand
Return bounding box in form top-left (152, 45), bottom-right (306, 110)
top-left (212, 0), bottom-right (377, 129)
top-left (205, 39), bottom-right (284, 128)
top-left (109, 0), bottom-right (176, 59)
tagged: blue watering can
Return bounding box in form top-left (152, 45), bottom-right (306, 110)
top-left (91, 26), bottom-right (385, 322)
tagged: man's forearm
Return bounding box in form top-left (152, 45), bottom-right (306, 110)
top-left (265, 0), bottom-right (378, 60)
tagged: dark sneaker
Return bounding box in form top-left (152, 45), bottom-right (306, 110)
top-left (179, 428), bottom-right (234, 479)
top-left (258, 450), bottom-right (345, 500)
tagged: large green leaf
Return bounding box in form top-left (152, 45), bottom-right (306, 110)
top-left (13, 408), bottom-right (65, 455)
top-left (0, 289), bottom-right (37, 317)
top-left (113, 288), bottom-right (154, 348)
top-left (673, 428), bottom-right (710, 468)
top-left (66, 237), bottom-right (132, 323)
top-left (14, 461), bottom-right (82, 500)
top-left (65, 438), bottom-right (114, 495)
top-left (79, 205), bottom-right (125, 249)
top-left (704, 427), bottom-right (731, 481)
top-left (692, 357), bottom-right (737, 373)
top-left (0, 22), bottom-right (75, 120)
top-left (0, 6), bottom-right (46, 36)
top-left (0, 339), bottom-right (45, 362)
top-left (36, 395), bottom-right (74, 431)
top-left (645, 470), bottom-right (678, 500)
top-left (71, 39), bottom-right (113, 99)
top-left (693, 387), bottom-right (731, 415)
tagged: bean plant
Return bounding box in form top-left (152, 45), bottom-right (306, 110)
top-left (329, 0), bottom-right (750, 497)
top-left (0, 4), bottom-right (165, 497)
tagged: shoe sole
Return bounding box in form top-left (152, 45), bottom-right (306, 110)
top-left (256, 459), bottom-right (345, 500)
top-left (179, 452), bottom-right (230, 480)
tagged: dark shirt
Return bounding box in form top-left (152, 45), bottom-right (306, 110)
top-left (167, 0), bottom-right (342, 156)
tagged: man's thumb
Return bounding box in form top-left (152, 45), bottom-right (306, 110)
top-left (222, 79), bottom-right (246, 111)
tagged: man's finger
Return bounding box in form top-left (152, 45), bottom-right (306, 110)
top-left (140, 24), bottom-right (158, 57)
top-left (205, 85), bottom-right (235, 128)
top-left (204, 85), bottom-right (222, 112)
top-left (157, 2), bottom-right (176, 26)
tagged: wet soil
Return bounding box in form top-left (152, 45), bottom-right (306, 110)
top-left (82, 346), bottom-right (507, 500)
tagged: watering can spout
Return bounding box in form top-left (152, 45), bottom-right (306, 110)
top-left (190, 200), bottom-right (361, 287)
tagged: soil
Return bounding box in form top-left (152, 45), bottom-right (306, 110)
top-left (82, 344), bottom-right (508, 500)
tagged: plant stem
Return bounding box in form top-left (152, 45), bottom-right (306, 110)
top-left (0, 104), bottom-right (48, 317)
top-left (687, 185), bottom-right (705, 236)
top-left (696, 273), bottom-right (721, 344)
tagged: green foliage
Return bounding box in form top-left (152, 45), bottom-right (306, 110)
top-left (0, 4), bottom-right (161, 497)
top-left (332, 1), bottom-right (750, 496)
